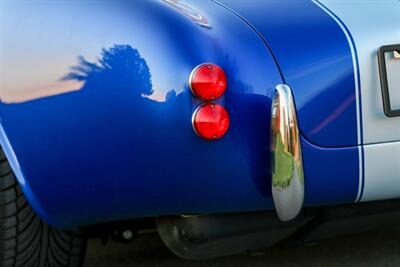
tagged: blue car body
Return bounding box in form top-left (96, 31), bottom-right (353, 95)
top-left (0, 0), bottom-right (399, 228)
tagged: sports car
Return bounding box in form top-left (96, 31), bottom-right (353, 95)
top-left (0, 0), bottom-right (399, 265)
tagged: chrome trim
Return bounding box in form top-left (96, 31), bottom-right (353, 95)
top-left (270, 84), bottom-right (304, 221)
top-left (188, 64), bottom-right (202, 97)
top-left (188, 63), bottom-right (212, 98)
top-left (394, 50), bottom-right (400, 59)
top-left (191, 103), bottom-right (205, 137)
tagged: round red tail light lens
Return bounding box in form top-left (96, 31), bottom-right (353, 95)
top-left (192, 103), bottom-right (230, 140)
top-left (189, 64), bottom-right (227, 100)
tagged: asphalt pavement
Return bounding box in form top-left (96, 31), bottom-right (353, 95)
top-left (84, 230), bottom-right (400, 267)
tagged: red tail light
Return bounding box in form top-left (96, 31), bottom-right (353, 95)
top-left (192, 103), bottom-right (230, 140)
top-left (189, 64), bottom-right (227, 100)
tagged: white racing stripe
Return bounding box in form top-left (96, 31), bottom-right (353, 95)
top-left (312, 0), bottom-right (364, 201)
top-left (315, 0), bottom-right (400, 202)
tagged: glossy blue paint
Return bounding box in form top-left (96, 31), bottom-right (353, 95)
top-left (312, 0), bottom-right (364, 203)
top-left (301, 137), bottom-right (359, 205)
top-left (216, 0), bottom-right (359, 148)
top-left (0, 0), bottom-right (366, 228)
top-left (0, 0), bottom-right (284, 228)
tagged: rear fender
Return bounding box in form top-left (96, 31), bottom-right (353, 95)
top-left (0, 0), bottom-right (282, 228)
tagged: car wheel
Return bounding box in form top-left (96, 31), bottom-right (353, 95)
top-left (0, 148), bottom-right (87, 267)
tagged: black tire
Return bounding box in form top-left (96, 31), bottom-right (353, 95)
top-left (0, 148), bottom-right (87, 267)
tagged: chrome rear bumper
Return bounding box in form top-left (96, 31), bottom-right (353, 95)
top-left (271, 84), bottom-right (305, 221)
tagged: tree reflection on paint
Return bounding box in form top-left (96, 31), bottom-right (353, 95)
top-left (63, 44), bottom-right (153, 98)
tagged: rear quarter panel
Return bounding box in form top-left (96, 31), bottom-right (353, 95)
top-left (0, 0), bottom-right (282, 228)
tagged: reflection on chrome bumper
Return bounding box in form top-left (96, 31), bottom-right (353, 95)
top-left (271, 84), bottom-right (304, 221)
